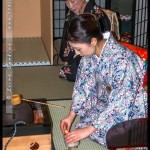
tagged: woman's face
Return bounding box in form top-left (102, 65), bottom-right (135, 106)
top-left (69, 41), bottom-right (96, 58)
top-left (65, 0), bottom-right (84, 15)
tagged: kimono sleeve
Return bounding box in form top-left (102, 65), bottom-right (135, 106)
top-left (71, 57), bottom-right (97, 117)
top-left (59, 11), bottom-right (75, 62)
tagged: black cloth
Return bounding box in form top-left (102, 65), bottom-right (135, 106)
top-left (106, 118), bottom-right (148, 148)
top-left (59, 1), bottom-right (111, 82)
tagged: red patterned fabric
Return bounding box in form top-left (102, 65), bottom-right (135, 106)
top-left (119, 42), bottom-right (147, 61)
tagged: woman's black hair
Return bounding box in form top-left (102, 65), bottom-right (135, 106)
top-left (65, 13), bottom-right (103, 44)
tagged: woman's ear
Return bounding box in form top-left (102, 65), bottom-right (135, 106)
top-left (90, 38), bottom-right (97, 47)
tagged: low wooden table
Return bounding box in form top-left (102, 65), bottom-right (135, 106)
top-left (3, 99), bottom-right (53, 150)
top-left (3, 134), bottom-right (52, 150)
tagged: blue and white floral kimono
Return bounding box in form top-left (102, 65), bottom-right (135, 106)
top-left (71, 32), bottom-right (147, 148)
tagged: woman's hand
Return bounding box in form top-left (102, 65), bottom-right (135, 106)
top-left (65, 124), bottom-right (97, 143)
top-left (60, 110), bottom-right (76, 134)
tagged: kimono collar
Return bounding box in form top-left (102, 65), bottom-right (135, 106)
top-left (94, 32), bottom-right (117, 59)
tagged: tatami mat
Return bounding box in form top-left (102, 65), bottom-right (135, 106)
top-left (3, 66), bottom-right (74, 100)
top-left (3, 38), bottom-right (50, 67)
top-left (48, 100), bottom-right (107, 150)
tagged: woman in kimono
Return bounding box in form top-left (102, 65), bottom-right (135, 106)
top-left (59, 0), bottom-right (111, 81)
top-left (60, 13), bottom-right (147, 148)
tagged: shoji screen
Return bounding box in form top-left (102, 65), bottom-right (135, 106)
top-left (131, 0), bottom-right (148, 48)
top-left (53, 0), bottom-right (66, 38)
